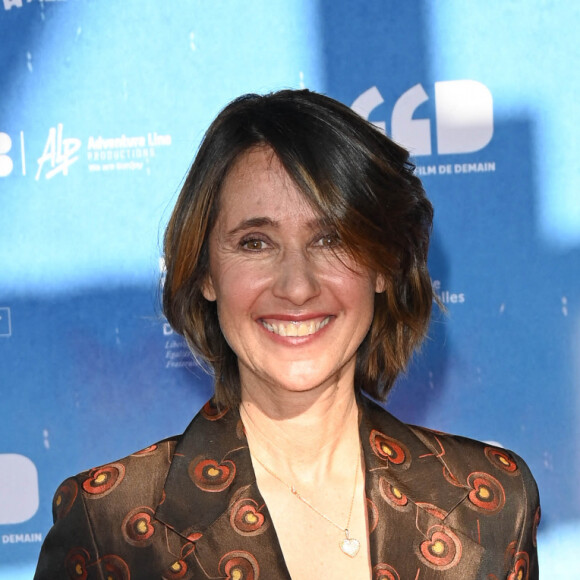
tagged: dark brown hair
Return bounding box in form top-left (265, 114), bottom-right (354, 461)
top-left (163, 89), bottom-right (434, 406)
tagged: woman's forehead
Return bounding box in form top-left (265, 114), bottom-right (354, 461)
top-left (218, 147), bottom-right (321, 223)
top-left (225, 145), bottom-right (286, 184)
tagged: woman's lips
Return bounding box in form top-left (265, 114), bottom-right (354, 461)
top-left (259, 316), bottom-right (331, 337)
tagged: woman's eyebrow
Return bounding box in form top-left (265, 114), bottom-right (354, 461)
top-left (226, 217), bottom-right (277, 237)
top-left (226, 216), bottom-right (330, 238)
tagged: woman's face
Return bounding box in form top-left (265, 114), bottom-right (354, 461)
top-left (203, 147), bottom-right (383, 399)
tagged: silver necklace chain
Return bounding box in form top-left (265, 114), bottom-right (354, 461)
top-left (249, 444), bottom-right (362, 557)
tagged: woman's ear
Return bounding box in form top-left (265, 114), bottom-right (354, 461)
top-left (201, 275), bottom-right (217, 301)
top-left (375, 274), bottom-right (387, 294)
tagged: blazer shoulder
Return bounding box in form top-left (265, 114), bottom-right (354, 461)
top-left (51, 436), bottom-right (180, 526)
top-left (361, 397), bottom-right (539, 497)
top-left (407, 423), bottom-right (540, 511)
top-left (409, 425), bottom-right (540, 576)
top-left (409, 423), bottom-right (536, 473)
top-left (35, 437), bottom-right (182, 579)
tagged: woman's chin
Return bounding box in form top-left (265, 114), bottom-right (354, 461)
top-left (241, 361), bottom-right (355, 401)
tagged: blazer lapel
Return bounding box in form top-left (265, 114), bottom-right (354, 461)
top-left (154, 400), bottom-right (292, 579)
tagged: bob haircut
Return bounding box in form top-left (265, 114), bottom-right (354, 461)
top-left (163, 89), bottom-right (434, 407)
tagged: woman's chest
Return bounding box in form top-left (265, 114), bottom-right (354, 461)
top-left (260, 481), bottom-right (372, 579)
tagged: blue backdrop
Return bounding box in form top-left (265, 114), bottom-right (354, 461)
top-left (1, 1), bottom-right (578, 577)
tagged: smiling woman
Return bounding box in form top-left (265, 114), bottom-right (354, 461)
top-left (35, 90), bottom-right (540, 580)
top-left (163, 90), bottom-right (434, 409)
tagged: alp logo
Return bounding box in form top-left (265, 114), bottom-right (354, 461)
top-left (352, 80), bottom-right (493, 156)
top-left (36, 123), bottom-right (81, 180)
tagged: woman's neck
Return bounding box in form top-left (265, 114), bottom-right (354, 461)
top-left (239, 375), bottom-right (361, 486)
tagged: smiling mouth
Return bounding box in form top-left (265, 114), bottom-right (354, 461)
top-left (260, 317), bottom-right (331, 337)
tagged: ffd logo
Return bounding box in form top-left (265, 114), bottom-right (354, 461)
top-left (352, 80), bottom-right (493, 156)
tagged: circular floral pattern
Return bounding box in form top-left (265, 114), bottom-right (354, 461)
top-left (122, 506), bottom-right (156, 547)
top-left (417, 525), bottom-right (462, 570)
top-left (230, 498), bottom-right (269, 536)
top-left (201, 399), bottom-right (229, 421)
top-left (98, 554), bottom-right (130, 580)
top-left (466, 472), bottom-right (506, 513)
top-left (53, 478), bottom-right (78, 520)
top-left (373, 563), bottom-right (400, 580)
top-left (379, 477), bottom-right (410, 511)
top-left (189, 457), bottom-right (236, 492)
top-left (485, 447), bottom-right (519, 474)
top-left (82, 463), bottom-right (125, 498)
top-left (369, 430), bottom-right (409, 467)
top-left (218, 551), bottom-right (259, 580)
top-left (65, 547), bottom-right (90, 580)
top-left (507, 551), bottom-right (529, 580)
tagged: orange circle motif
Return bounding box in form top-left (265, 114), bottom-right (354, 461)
top-left (370, 430), bottom-right (409, 466)
top-left (189, 457), bottom-right (236, 492)
top-left (373, 562), bottom-right (400, 580)
top-left (379, 477), bottom-right (410, 511)
top-left (417, 525), bottom-right (462, 570)
top-left (218, 551), bottom-right (259, 580)
top-left (53, 479), bottom-right (78, 520)
top-left (230, 498), bottom-right (269, 536)
top-left (466, 472), bottom-right (506, 513)
top-left (507, 552), bottom-right (529, 580)
top-left (82, 463), bottom-right (125, 498)
top-left (484, 447), bottom-right (518, 474)
top-left (122, 506), bottom-right (156, 547)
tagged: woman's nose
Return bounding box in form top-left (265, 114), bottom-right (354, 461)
top-left (271, 249), bottom-right (321, 305)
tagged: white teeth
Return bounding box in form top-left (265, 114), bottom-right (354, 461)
top-left (262, 317), bottom-right (330, 337)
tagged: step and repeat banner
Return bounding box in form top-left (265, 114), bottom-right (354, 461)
top-left (1, 1), bottom-right (578, 576)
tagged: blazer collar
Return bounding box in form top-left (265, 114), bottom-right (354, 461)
top-left (154, 400), bottom-right (291, 577)
top-left (155, 400), bottom-right (254, 533)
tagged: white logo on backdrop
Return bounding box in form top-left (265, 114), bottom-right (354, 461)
top-left (3, 0), bottom-right (65, 10)
top-left (87, 132), bottom-right (171, 173)
top-left (352, 80), bottom-right (494, 158)
top-left (0, 454), bottom-right (39, 524)
top-left (1, 127), bottom-right (171, 179)
top-left (36, 124), bottom-right (81, 180)
top-left (0, 132), bottom-right (14, 177)
top-left (0, 307), bottom-right (12, 337)
top-left (2, 0), bottom-right (31, 10)
top-left (432, 280), bottom-right (465, 305)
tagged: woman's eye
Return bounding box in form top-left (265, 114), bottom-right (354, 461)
top-left (315, 234), bottom-right (339, 247)
top-left (241, 238), bottom-right (267, 251)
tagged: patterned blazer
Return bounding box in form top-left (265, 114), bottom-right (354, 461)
top-left (34, 397), bottom-right (540, 579)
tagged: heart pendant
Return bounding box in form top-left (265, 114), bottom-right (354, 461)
top-left (340, 537), bottom-right (360, 558)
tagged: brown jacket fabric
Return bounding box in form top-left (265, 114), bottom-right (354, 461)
top-left (34, 397), bottom-right (540, 579)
